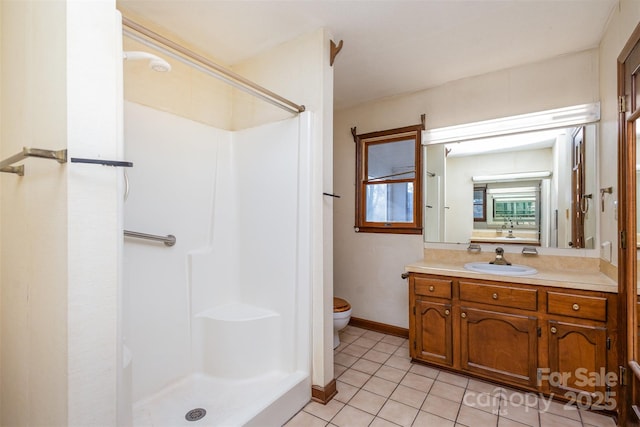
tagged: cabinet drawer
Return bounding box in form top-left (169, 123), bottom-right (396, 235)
top-left (414, 277), bottom-right (452, 299)
top-left (459, 281), bottom-right (537, 311)
top-left (547, 292), bottom-right (607, 321)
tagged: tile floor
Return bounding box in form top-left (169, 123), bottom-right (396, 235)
top-left (285, 326), bottom-right (617, 427)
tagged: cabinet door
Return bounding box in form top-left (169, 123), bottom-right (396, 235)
top-left (460, 307), bottom-right (538, 387)
top-left (547, 320), bottom-right (607, 400)
top-left (414, 299), bottom-right (453, 366)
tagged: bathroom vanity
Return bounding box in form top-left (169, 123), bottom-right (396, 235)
top-left (405, 259), bottom-right (618, 405)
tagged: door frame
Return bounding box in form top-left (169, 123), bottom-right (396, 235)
top-left (618, 21), bottom-right (640, 427)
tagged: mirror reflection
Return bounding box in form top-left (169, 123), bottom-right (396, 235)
top-left (424, 125), bottom-right (597, 249)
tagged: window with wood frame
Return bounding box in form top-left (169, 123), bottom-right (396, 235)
top-left (353, 119), bottom-right (424, 234)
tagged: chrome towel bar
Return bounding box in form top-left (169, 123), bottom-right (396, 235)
top-left (0, 147), bottom-right (67, 175)
top-left (124, 230), bottom-right (176, 247)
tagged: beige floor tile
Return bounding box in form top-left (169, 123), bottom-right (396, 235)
top-left (413, 410), bottom-right (455, 427)
top-left (334, 364), bottom-right (348, 377)
top-left (500, 399), bottom-right (540, 426)
top-left (284, 410), bottom-right (328, 427)
top-left (578, 409), bottom-right (616, 426)
top-left (340, 333), bottom-right (359, 344)
top-left (343, 326), bottom-right (367, 337)
top-left (352, 336), bottom-right (379, 349)
top-left (421, 394), bottom-right (461, 421)
top-left (394, 346), bottom-right (411, 358)
top-left (363, 376), bottom-right (399, 398)
top-left (335, 342), bottom-right (349, 352)
top-left (374, 341), bottom-right (401, 354)
top-left (335, 352), bottom-right (359, 368)
top-left (455, 405), bottom-right (499, 427)
top-left (385, 355), bottom-right (412, 371)
top-left (538, 411), bottom-right (582, 427)
top-left (501, 388), bottom-right (539, 409)
top-left (339, 368), bottom-right (372, 388)
top-left (370, 417), bottom-right (401, 427)
top-left (437, 371), bottom-right (469, 388)
top-left (378, 400), bottom-right (419, 427)
top-left (409, 364), bottom-right (440, 379)
top-left (381, 335), bottom-right (407, 346)
top-left (363, 349), bottom-right (392, 364)
top-left (462, 389), bottom-right (500, 415)
top-left (335, 380), bottom-right (359, 403)
top-left (363, 330), bottom-right (386, 341)
top-left (467, 379), bottom-right (500, 394)
top-left (351, 358), bottom-right (382, 375)
top-left (348, 389), bottom-right (387, 415)
top-left (390, 384), bottom-right (428, 409)
top-left (332, 405), bottom-right (375, 427)
top-left (498, 418), bottom-right (533, 427)
top-left (375, 365), bottom-right (407, 383)
top-left (304, 399), bottom-right (345, 422)
top-left (400, 372), bottom-right (434, 393)
top-left (541, 401), bottom-right (580, 421)
top-left (429, 380), bottom-right (465, 403)
top-left (342, 344), bottom-right (370, 358)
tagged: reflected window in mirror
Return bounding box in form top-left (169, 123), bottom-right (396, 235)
top-left (473, 186), bottom-right (487, 222)
top-left (355, 124), bottom-right (423, 234)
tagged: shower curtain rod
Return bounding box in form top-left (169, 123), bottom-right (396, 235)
top-left (122, 17), bottom-right (305, 115)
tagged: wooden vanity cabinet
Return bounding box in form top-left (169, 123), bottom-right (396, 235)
top-left (547, 320), bottom-right (608, 399)
top-left (409, 276), bottom-right (453, 366)
top-left (414, 299), bottom-right (453, 365)
top-left (408, 273), bottom-right (617, 401)
top-left (545, 290), bottom-right (612, 402)
top-left (460, 307), bottom-right (538, 387)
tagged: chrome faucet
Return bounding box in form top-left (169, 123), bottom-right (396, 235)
top-left (490, 247), bottom-right (511, 265)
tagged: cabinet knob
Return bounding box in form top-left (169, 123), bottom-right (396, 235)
top-left (550, 326), bottom-right (557, 334)
top-left (444, 309), bottom-right (450, 316)
top-left (429, 285), bottom-right (435, 292)
top-left (492, 293), bottom-right (499, 300)
top-left (572, 303), bottom-right (580, 311)
top-left (461, 312), bottom-right (467, 319)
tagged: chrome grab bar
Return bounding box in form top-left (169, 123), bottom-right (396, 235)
top-left (124, 230), bottom-right (176, 247)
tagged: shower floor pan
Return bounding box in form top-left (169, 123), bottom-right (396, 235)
top-left (133, 370), bottom-right (308, 426)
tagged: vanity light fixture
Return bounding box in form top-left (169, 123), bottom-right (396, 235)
top-left (472, 171), bottom-right (551, 183)
top-left (423, 103), bottom-right (600, 145)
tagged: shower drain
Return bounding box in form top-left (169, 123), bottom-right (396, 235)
top-left (185, 408), bottom-right (207, 422)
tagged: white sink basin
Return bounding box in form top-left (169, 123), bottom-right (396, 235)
top-left (464, 262), bottom-right (538, 277)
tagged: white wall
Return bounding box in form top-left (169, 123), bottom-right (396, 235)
top-left (334, 49), bottom-right (599, 328)
top-left (122, 36), bottom-right (234, 131)
top-left (1, 1), bottom-right (120, 425)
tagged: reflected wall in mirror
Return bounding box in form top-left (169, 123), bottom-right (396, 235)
top-left (424, 124), bottom-right (597, 248)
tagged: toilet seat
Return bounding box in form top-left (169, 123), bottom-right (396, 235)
top-left (334, 297), bottom-right (351, 313)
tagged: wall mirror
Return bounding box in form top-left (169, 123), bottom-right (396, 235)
top-left (423, 104), bottom-right (600, 249)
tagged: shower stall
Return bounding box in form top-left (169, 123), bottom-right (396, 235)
top-left (118, 15), bottom-right (316, 427)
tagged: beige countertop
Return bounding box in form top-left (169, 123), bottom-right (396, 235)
top-left (405, 259), bottom-right (618, 294)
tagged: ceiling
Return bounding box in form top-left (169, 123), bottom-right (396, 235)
top-left (117, 0), bottom-right (618, 110)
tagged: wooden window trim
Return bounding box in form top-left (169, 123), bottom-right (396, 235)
top-left (354, 124), bottom-right (423, 234)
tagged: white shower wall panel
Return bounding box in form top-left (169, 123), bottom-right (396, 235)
top-left (123, 101), bottom-right (230, 402)
top-left (231, 118), bottom-right (300, 371)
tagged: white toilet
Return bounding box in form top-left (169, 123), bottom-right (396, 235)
top-left (333, 297), bottom-right (352, 349)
